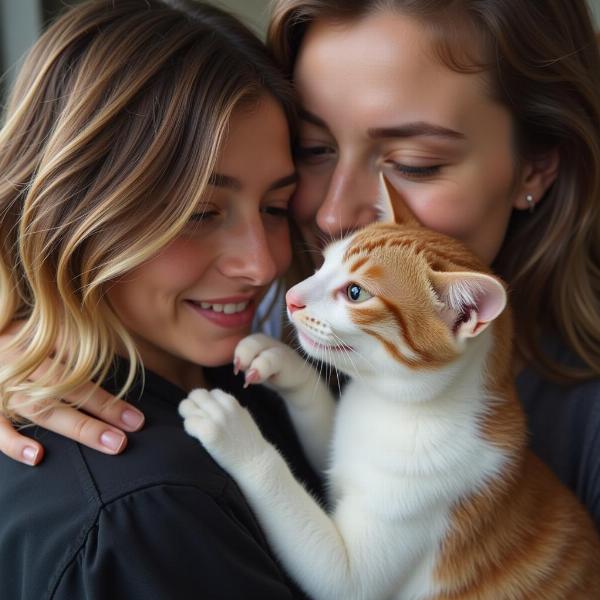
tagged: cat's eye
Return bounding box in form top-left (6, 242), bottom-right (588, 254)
top-left (346, 283), bottom-right (372, 303)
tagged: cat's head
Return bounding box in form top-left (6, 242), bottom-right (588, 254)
top-left (287, 178), bottom-right (507, 379)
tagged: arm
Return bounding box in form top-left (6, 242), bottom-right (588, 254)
top-left (234, 333), bottom-right (336, 474)
top-left (181, 389), bottom-right (401, 600)
top-left (0, 326), bottom-right (144, 465)
top-left (52, 485), bottom-right (301, 600)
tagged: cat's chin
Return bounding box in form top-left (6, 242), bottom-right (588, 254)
top-left (296, 329), bottom-right (354, 357)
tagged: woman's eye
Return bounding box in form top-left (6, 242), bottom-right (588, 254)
top-left (294, 145), bottom-right (336, 164)
top-left (262, 205), bottom-right (290, 219)
top-left (346, 283), bottom-right (372, 303)
top-left (188, 210), bottom-right (218, 223)
top-left (385, 161), bottom-right (442, 178)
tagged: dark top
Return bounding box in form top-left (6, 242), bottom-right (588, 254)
top-left (0, 363), bottom-right (322, 600)
top-left (518, 337), bottom-right (600, 532)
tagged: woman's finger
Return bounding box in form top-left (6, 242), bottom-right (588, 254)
top-left (0, 415), bottom-right (44, 466)
top-left (7, 354), bottom-right (145, 433)
top-left (60, 381), bottom-right (145, 432)
top-left (21, 401), bottom-right (130, 455)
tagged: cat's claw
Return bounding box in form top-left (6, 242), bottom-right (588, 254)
top-left (234, 334), bottom-right (280, 374)
top-left (244, 368), bottom-right (261, 388)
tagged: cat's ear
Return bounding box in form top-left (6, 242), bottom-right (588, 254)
top-left (429, 271), bottom-right (506, 340)
top-left (379, 174), bottom-right (420, 226)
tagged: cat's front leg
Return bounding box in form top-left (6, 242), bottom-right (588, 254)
top-left (179, 388), bottom-right (273, 477)
top-left (180, 387), bottom-right (361, 600)
top-left (234, 333), bottom-right (336, 473)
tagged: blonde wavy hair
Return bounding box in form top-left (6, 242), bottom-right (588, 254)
top-left (268, 0), bottom-right (600, 382)
top-left (0, 0), bottom-right (297, 419)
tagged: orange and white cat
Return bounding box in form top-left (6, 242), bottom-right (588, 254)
top-left (180, 181), bottom-right (600, 599)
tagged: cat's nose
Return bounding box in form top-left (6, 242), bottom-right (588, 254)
top-left (286, 290), bottom-right (305, 314)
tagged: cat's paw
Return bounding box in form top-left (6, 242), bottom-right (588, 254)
top-left (179, 388), bottom-right (269, 470)
top-left (234, 333), bottom-right (309, 392)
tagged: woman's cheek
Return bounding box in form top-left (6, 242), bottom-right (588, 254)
top-left (271, 225), bottom-right (293, 276)
top-left (291, 189), bottom-right (317, 228)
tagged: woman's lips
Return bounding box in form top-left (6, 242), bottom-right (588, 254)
top-left (185, 298), bottom-right (257, 329)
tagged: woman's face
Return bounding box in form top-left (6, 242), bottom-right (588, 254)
top-left (108, 96), bottom-right (295, 388)
top-left (292, 11), bottom-right (537, 265)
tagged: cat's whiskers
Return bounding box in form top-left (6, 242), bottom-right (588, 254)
top-left (330, 329), bottom-right (373, 372)
top-left (288, 334), bottom-right (334, 413)
top-left (329, 330), bottom-right (365, 382)
top-left (294, 331), bottom-right (327, 399)
top-left (324, 344), bottom-right (332, 389)
top-left (303, 349), bottom-right (332, 406)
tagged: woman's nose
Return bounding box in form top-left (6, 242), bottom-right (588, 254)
top-left (315, 163), bottom-right (381, 238)
top-left (219, 220), bottom-right (280, 286)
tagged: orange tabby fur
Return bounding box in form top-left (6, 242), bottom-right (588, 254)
top-left (341, 186), bottom-right (600, 596)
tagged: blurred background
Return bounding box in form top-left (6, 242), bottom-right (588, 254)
top-left (1, 0), bottom-right (600, 104)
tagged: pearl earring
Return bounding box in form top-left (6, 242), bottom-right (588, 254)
top-left (526, 193), bottom-right (535, 214)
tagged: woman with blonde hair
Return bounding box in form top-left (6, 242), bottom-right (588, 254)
top-left (0, 0), bottom-right (318, 596)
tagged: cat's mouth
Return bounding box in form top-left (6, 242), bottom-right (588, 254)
top-left (297, 330), bottom-right (354, 353)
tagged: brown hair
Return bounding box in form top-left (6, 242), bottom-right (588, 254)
top-left (268, 0), bottom-right (600, 382)
top-left (0, 0), bottom-right (297, 418)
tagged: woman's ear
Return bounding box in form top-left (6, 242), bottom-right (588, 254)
top-left (513, 148), bottom-right (560, 212)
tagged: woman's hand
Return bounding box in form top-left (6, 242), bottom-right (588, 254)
top-left (0, 386), bottom-right (145, 466)
top-left (0, 327), bottom-right (145, 466)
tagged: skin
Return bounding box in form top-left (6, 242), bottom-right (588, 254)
top-left (292, 12), bottom-right (558, 266)
top-left (108, 96), bottom-right (295, 392)
top-left (1, 10), bottom-right (558, 464)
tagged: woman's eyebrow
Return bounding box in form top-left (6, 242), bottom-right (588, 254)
top-left (268, 173), bottom-right (298, 191)
top-left (209, 173), bottom-right (241, 190)
top-left (367, 122), bottom-right (466, 140)
top-left (208, 172), bottom-right (298, 191)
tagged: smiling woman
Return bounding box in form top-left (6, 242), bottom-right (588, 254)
top-left (0, 0), bottom-right (320, 597)
top-left (106, 96), bottom-right (295, 391)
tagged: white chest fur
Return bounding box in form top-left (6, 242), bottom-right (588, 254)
top-left (182, 331), bottom-right (510, 600)
top-left (325, 353), bottom-right (508, 598)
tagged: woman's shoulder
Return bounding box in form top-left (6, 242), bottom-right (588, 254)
top-left (0, 371), bottom-right (302, 599)
top-left (517, 336), bottom-right (600, 453)
top-left (517, 336), bottom-right (600, 530)
top-left (1, 445), bottom-right (299, 600)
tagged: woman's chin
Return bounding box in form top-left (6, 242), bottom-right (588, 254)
top-left (187, 335), bottom-right (247, 368)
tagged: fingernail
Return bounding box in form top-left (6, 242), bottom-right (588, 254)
top-left (121, 409), bottom-right (144, 430)
top-left (100, 431), bottom-right (126, 452)
top-left (22, 446), bottom-right (38, 465)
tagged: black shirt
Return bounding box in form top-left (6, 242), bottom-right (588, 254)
top-left (0, 364), bottom-right (322, 599)
top-left (517, 337), bottom-right (600, 532)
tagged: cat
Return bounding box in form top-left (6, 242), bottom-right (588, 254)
top-left (180, 178), bottom-right (600, 599)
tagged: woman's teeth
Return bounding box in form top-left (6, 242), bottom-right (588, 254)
top-left (197, 301), bottom-right (249, 314)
